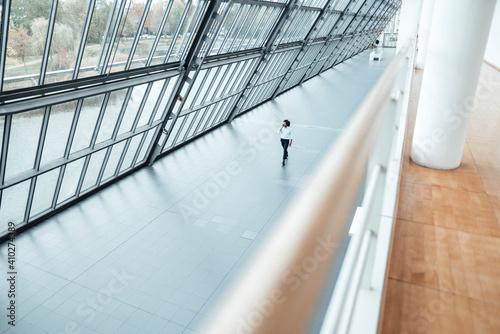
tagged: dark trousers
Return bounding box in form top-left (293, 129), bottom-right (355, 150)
top-left (280, 139), bottom-right (289, 160)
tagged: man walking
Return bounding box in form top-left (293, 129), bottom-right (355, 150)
top-left (278, 119), bottom-right (292, 166)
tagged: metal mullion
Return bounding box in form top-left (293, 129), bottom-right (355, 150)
top-left (250, 6), bottom-right (276, 48)
top-left (63, 99), bottom-right (84, 158)
top-left (246, 6), bottom-right (269, 49)
top-left (130, 82), bottom-right (153, 131)
top-left (146, 0), bottom-right (175, 66)
top-left (227, 5), bottom-right (253, 52)
top-left (189, 70), bottom-right (211, 109)
top-left (211, 64), bottom-right (232, 99)
top-left (262, 79), bottom-right (277, 100)
top-left (246, 86), bottom-right (260, 110)
top-left (96, 0), bottom-right (119, 71)
top-left (24, 177), bottom-right (37, 223)
top-left (0, 114), bottom-right (12, 185)
top-left (282, 9), bottom-right (303, 43)
top-left (148, 77), bottom-right (172, 125)
top-left (217, 62), bottom-right (236, 96)
top-left (192, 106), bottom-right (210, 134)
top-left (207, 100), bottom-right (225, 129)
top-left (51, 165), bottom-right (66, 208)
top-left (75, 155), bottom-right (91, 196)
top-left (176, 0), bottom-right (204, 59)
top-left (283, 10), bottom-right (301, 43)
top-left (293, 10), bottom-right (312, 41)
top-left (95, 146), bottom-right (113, 185)
top-left (208, 100), bottom-right (225, 127)
top-left (171, 115), bottom-right (189, 144)
top-left (200, 67), bottom-right (220, 105)
top-left (209, 100), bottom-right (227, 127)
top-left (183, 109), bottom-right (203, 140)
top-left (267, 52), bottom-right (286, 80)
top-left (131, 131), bottom-right (148, 167)
top-left (218, 3), bottom-right (244, 54)
top-left (73, 0), bottom-right (97, 79)
top-left (33, 107), bottom-right (51, 171)
top-left (221, 95), bottom-right (238, 121)
top-left (39, 0), bottom-right (59, 85)
top-left (256, 57), bottom-right (274, 84)
top-left (200, 67), bottom-right (215, 104)
top-left (288, 10), bottom-right (307, 42)
top-left (198, 104), bottom-right (215, 132)
top-left (114, 137), bottom-right (132, 176)
top-left (90, 93), bottom-right (112, 149)
top-left (125, 0), bottom-right (153, 70)
top-left (246, 85), bottom-right (260, 109)
top-left (259, 6), bottom-right (283, 45)
top-left (0, 0), bottom-right (12, 92)
top-left (237, 58), bottom-right (259, 90)
top-left (254, 83), bottom-right (268, 105)
top-left (235, 6), bottom-right (260, 50)
top-left (201, 104), bottom-right (219, 132)
top-left (110, 88), bottom-right (134, 140)
top-left (100, 0), bottom-right (128, 75)
top-left (268, 77), bottom-right (283, 97)
top-left (224, 61), bottom-right (244, 93)
top-left (164, 0), bottom-right (193, 62)
top-left (230, 0), bottom-right (302, 123)
top-left (179, 1), bottom-right (208, 58)
top-left (217, 96), bottom-right (235, 123)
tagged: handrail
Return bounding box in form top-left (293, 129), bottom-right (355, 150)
top-left (204, 36), bottom-right (417, 334)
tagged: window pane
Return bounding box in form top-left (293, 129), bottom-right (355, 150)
top-left (57, 157), bottom-right (85, 204)
top-left (110, 0), bottom-right (147, 73)
top-left (71, 94), bottom-right (105, 154)
top-left (118, 83), bottom-right (149, 135)
top-left (3, 0), bottom-right (51, 91)
top-left (137, 79), bottom-right (165, 127)
top-left (129, 0), bottom-right (169, 69)
top-left (41, 101), bottom-right (78, 165)
top-left (30, 168), bottom-right (60, 218)
top-left (77, 0), bottom-right (114, 79)
top-left (44, 0), bottom-right (89, 85)
top-left (6, 108), bottom-right (44, 180)
top-left (96, 89), bottom-right (128, 144)
top-left (136, 128), bottom-right (156, 165)
top-left (153, 77), bottom-right (177, 122)
top-left (101, 141), bottom-right (126, 182)
top-left (0, 179), bottom-right (30, 226)
top-left (81, 149), bottom-right (107, 192)
top-left (119, 134), bottom-right (142, 173)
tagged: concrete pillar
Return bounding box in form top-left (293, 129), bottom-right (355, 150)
top-left (411, 0), bottom-right (497, 169)
top-left (415, 0), bottom-right (436, 69)
top-left (396, 0), bottom-right (423, 53)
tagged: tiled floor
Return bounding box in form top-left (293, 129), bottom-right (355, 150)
top-left (381, 62), bottom-right (500, 333)
top-left (0, 49), bottom-right (395, 334)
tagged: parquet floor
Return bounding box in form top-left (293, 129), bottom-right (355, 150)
top-left (380, 62), bottom-right (500, 333)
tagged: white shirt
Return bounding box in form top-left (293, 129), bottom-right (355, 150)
top-left (279, 126), bottom-right (292, 140)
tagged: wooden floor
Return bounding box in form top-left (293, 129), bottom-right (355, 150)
top-left (380, 62), bottom-right (500, 333)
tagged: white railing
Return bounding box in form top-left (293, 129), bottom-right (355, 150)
top-left (204, 35), bottom-right (418, 334)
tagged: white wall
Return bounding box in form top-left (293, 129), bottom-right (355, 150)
top-left (485, 0), bottom-right (500, 68)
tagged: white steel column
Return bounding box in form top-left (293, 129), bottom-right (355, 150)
top-left (411, 0), bottom-right (497, 169)
top-left (415, 0), bottom-right (435, 69)
top-left (396, 0), bottom-right (423, 53)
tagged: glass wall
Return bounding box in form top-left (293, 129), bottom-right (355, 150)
top-left (0, 0), bottom-right (400, 238)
